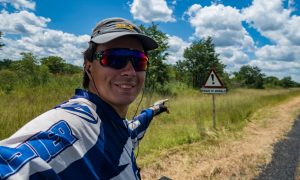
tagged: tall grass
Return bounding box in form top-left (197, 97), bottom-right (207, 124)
top-left (0, 74), bottom-right (82, 139)
top-left (1, 76), bottom-right (300, 165)
top-left (131, 85), bottom-right (300, 164)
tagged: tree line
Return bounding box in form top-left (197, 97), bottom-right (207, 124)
top-left (141, 26), bottom-right (299, 91)
top-left (0, 52), bottom-right (81, 93)
top-left (0, 26), bottom-right (299, 94)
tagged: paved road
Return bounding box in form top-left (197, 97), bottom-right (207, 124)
top-left (255, 115), bottom-right (300, 180)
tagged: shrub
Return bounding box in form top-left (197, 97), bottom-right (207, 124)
top-left (0, 70), bottom-right (18, 93)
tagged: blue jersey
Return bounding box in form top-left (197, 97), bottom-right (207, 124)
top-left (0, 89), bottom-right (154, 179)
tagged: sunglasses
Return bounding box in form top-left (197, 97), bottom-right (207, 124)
top-left (94, 48), bottom-right (149, 71)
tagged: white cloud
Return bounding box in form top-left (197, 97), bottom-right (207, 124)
top-left (249, 60), bottom-right (300, 82)
top-left (243, 0), bottom-right (287, 31)
top-left (241, 0), bottom-right (300, 82)
top-left (0, 31), bottom-right (90, 66)
top-left (250, 60), bottom-right (300, 71)
top-left (166, 35), bottom-right (190, 64)
top-left (19, 30), bottom-right (89, 63)
top-left (185, 4), bottom-right (254, 50)
top-left (0, 10), bottom-right (90, 66)
top-left (183, 3), bottom-right (255, 74)
top-left (242, 0), bottom-right (300, 46)
top-left (0, 10), bottom-right (50, 35)
top-left (182, 2), bottom-right (300, 82)
top-left (130, 0), bottom-right (176, 23)
top-left (255, 45), bottom-right (300, 62)
top-left (285, 15), bottom-right (300, 45)
top-left (0, 0), bottom-right (35, 10)
top-left (216, 47), bottom-right (249, 66)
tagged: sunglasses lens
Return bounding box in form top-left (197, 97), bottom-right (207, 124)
top-left (131, 57), bottom-right (148, 71)
top-left (98, 49), bottom-right (148, 71)
top-left (102, 55), bottom-right (128, 69)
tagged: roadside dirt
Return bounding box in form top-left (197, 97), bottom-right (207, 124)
top-left (141, 96), bottom-right (300, 180)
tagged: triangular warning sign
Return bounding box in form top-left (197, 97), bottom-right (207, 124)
top-left (203, 69), bottom-right (224, 88)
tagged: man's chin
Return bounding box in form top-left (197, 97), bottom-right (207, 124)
top-left (119, 98), bottom-right (136, 106)
top-left (112, 95), bottom-right (136, 105)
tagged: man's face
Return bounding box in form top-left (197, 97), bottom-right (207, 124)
top-left (86, 36), bottom-right (146, 112)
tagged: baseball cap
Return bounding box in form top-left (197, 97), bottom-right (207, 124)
top-left (90, 17), bottom-right (158, 51)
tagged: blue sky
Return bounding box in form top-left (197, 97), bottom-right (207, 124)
top-left (0, 0), bottom-right (300, 82)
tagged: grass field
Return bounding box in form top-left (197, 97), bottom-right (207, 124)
top-left (1, 75), bottom-right (300, 165)
top-left (133, 87), bottom-right (300, 165)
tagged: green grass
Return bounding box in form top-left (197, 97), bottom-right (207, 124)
top-left (0, 74), bottom-right (82, 139)
top-left (132, 87), bottom-right (300, 163)
top-left (1, 76), bottom-right (300, 166)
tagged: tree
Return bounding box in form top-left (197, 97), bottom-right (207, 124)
top-left (63, 63), bottom-right (82, 74)
top-left (0, 59), bottom-right (13, 70)
top-left (41, 56), bottom-right (81, 74)
top-left (0, 31), bottom-right (4, 49)
top-left (174, 60), bottom-right (189, 83)
top-left (264, 76), bottom-right (280, 88)
top-left (233, 65), bottom-right (265, 89)
top-left (140, 23), bottom-right (170, 94)
top-left (0, 69), bottom-right (17, 93)
top-left (41, 56), bottom-right (66, 74)
top-left (280, 76), bottom-right (297, 88)
top-left (176, 37), bottom-right (226, 88)
top-left (14, 52), bottom-right (39, 75)
top-left (11, 52), bottom-right (49, 86)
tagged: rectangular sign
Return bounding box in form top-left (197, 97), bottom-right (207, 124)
top-left (201, 88), bottom-right (227, 94)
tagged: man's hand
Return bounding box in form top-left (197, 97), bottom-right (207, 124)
top-left (150, 99), bottom-right (169, 116)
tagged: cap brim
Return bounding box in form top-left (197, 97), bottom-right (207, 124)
top-left (91, 32), bottom-right (158, 51)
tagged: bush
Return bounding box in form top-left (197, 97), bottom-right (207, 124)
top-left (0, 70), bottom-right (18, 93)
top-left (37, 65), bottom-right (51, 84)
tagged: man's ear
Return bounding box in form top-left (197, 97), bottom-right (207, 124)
top-left (86, 66), bottom-right (91, 74)
top-left (84, 61), bottom-right (92, 74)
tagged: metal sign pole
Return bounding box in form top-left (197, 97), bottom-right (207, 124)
top-left (212, 94), bottom-right (216, 129)
top-left (201, 68), bottom-right (226, 129)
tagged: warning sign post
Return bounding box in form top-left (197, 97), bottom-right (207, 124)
top-left (201, 68), bottom-right (227, 129)
top-left (201, 88), bottom-right (226, 94)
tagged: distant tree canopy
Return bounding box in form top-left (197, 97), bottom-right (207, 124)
top-left (280, 76), bottom-right (299, 88)
top-left (0, 53), bottom-right (49, 91)
top-left (232, 66), bottom-right (300, 89)
top-left (264, 76), bottom-right (281, 88)
top-left (40, 56), bottom-right (81, 74)
top-left (14, 52), bottom-right (39, 75)
top-left (41, 56), bottom-right (66, 74)
top-left (0, 53), bottom-right (82, 93)
top-left (175, 37), bottom-right (227, 89)
top-left (233, 65), bottom-right (265, 89)
top-left (1, 24), bottom-right (299, 93)
top-left (140, 23), bottom-right (170, 94)
top-left (0, 54), bottom-right (81, 75)
top-left (0, 69), bottom-right (17, 93)
top-left (0, 59), bottom-right (12, 70)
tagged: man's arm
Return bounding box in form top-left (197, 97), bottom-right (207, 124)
top-left (127, 99), bottom-right (169, 148)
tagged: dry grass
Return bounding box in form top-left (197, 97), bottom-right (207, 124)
top-left (1, 77), bottom-right (300, 180)
top-left (134, 88), bottom-right (300, 162)
top-left (140, 95), bottom-right (300, 179)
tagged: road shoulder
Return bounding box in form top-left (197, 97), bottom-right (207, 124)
top-left (141, 96), bottom-right (300, 179)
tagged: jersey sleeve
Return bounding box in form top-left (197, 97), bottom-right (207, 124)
top-left (0, 99), bottom-right (101, 179)
top-left (0, 145), bottom-right (61, 179)
top-left (126, 109), bottom-right (154, 148)
top-left (0, 119), bottom-right (77, 179)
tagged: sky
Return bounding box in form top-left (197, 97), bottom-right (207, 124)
top-left (0, 0), bottom-right (300, 82)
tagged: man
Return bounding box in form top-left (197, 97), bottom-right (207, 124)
top-left (0, 17), bottom-right (168, 179)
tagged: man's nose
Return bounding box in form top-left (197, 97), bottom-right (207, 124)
top-left (120, 60), bottom-right (136, 76)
